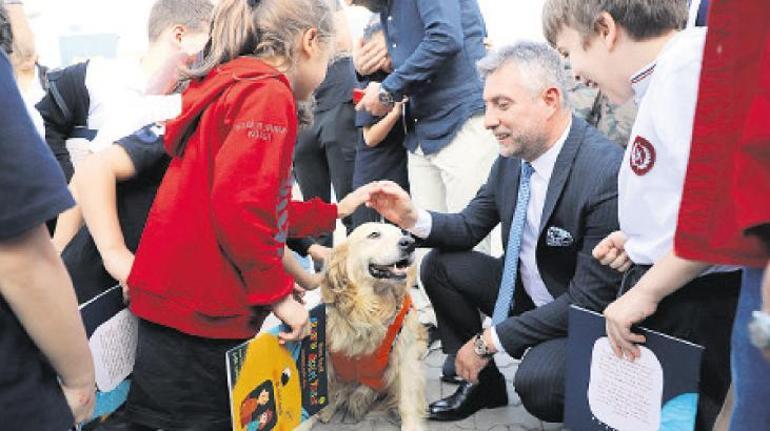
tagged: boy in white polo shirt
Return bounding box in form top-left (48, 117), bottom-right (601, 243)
top-left (543, 1), bottom-right (741, 428)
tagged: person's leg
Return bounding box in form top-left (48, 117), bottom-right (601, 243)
top-left (125, 320), bottom-right (240, 431)
top-left (420, 249), bottom-right (502, 354)
top-left (422, 250), bottom-right (509, 421)
top-left (322, 102), bottom-right (358, 234)
top-left (513, 338), bottom-right (568, 423)
top-left (641, 271), bottom-right (740, 430)
top-left (431, 115), bottom-right (499, 254)
top-left (293, 114), bottom-right (333, 248)
top-left (407, 149), bottom-right (447, 325)
top-left (729, 267), bottom-right (770, 430)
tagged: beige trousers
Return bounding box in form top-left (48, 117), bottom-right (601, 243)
top-left (408, 115), bottom-right (500, 323)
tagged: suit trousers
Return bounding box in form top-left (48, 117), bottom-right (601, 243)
top-left (421, 249), bottom-right (569, 422)
top-left (622, 265), bottom-right (741, 431)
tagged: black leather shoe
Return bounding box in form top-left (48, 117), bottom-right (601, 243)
top-left (428, 375), bottom-right (508, 421)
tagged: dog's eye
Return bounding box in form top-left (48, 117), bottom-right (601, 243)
top-left (367, 231), bottom-right (381, 239)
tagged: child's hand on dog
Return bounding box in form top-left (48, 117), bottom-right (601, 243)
top-left (272, 293), bottom-right (310, 344)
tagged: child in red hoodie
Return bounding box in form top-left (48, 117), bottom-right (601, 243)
top-left (122, 0), bottom-right (372, 428)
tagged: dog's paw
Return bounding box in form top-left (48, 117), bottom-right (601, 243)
top-left (317, 406), bottom-right (335, 424)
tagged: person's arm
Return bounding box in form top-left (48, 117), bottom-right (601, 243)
top-left (493, 157), bottom-right (623, 358)
top-left (0, 225), bottom-right (95, 422)
top-left (380, 0), bottom-right (463, 97)
top-left (282, 245), bottom-right (322, 291)
top-left (74, 146), bottom-right (138, 289)
top-left (363, 101), bottom-right (403, 147)
top-left (603, 251), bottom-right (709, 359)
top-left (52, 179), bottom-right (83, 253)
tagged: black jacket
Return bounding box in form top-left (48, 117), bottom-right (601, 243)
top-left (35, 60), bottom-right (91, 182)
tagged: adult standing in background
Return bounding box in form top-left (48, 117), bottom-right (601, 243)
top-left (349, 0), bottom-right (499, 255)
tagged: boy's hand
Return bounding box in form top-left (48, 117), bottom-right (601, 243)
top-left (603, 286), bottom-right (660, 361)
top-left (593, 230), bottom-right (632, 272)
top-left (355, 82), bottom-right (392, 117)
top-left (272, 294), bottom-right (310, 345)
top-left (102, 247), bottom-right (135, 302)
top-left (60, 380), bottom-right (96, 425)
top-left (367, 181), bottom-right (419, 229)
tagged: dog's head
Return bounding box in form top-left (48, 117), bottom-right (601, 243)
top-left (322, 223), bottom-right (416, 305)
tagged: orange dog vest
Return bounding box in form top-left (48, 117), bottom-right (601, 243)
top-left (329, 294), bottom-right (413, 391)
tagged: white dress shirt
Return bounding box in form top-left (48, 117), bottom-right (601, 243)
top-left (410, 118), bottom-right (573, 353)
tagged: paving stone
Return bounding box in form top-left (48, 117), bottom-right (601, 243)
top-left (308, 352), bottom-right (565, 431)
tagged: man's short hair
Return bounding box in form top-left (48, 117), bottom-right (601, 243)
top-left (542, 0), bottom-right (688, 47)
top-left (477, 41), bottom-right (571, 107)
top-left (147, 0), bottom-right (214, 43)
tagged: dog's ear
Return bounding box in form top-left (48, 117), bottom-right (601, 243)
top-left (321, 243), bottom-right (349, 304)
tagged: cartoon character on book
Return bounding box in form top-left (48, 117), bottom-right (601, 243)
top-left (230, 335), bottom-right (302, 431)
top-left (240, 381), bottom-right (277, 431)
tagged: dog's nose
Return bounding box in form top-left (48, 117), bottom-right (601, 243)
top-left (399, 236), bottom-right (416, 253)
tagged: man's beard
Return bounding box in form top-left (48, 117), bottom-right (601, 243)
top-left (351, 0), bottom-right (387, 13)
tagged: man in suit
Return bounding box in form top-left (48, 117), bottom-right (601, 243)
top-left (367, 41), bottom-right (624, 422)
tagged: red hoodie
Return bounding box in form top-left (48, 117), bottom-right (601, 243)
top-left (128, 57), bottom-right (337, 339)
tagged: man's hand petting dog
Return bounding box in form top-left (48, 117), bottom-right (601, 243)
top-left (272, 293), bottom-right (310, 345)
top-left (365, 181), bottom-right (419, 229)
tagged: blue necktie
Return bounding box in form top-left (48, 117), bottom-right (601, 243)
top-left (492, 161), bottom-right (534, 325)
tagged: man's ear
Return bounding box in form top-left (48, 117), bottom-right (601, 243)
top-left (541, 86), bottom-right (562, 116)
top-left (594, 11), bottom-right (619, 51)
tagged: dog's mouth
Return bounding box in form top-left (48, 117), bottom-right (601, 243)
top-left (368, 254), bottom-right (414, 280)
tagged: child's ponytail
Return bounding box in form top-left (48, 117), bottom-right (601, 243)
top-left (187, 0), bottom-right (335, 79)
top-left (187, 0), bottom-right (259, 79)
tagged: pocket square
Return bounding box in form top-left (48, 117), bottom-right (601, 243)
top-left (546, 226), bottom-right (574, 247)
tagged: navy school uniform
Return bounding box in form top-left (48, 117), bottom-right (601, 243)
top-left (351, 88), bottom-right (410, 228)
top-left (61, 124), bottom-right (170, 304)
top-left (0, 50), bottom-right (77, 431)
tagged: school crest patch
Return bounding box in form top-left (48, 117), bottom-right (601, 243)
top-left (629, 136), bottom-right (656, 176)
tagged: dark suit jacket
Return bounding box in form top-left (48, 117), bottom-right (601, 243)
top-left (423, 116), bottom-right (624, 357)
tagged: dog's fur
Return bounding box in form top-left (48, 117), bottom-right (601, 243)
top-left (318, 223), bottom-right (427, 431)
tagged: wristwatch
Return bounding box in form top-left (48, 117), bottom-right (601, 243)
top-left (473, 332), bottom-right (494, 358)
top-left (378, 87), bottom-right (396, 107)
top-left (749, 310), bottom-right (770, 350)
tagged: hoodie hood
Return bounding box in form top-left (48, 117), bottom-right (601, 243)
top-left (164, 57), bottom-right (291, 156)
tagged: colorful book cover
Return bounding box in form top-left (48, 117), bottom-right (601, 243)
top-left (565, 306), bottom-right (703, 431)
top-left (226, 304), bottom-right (328, 431)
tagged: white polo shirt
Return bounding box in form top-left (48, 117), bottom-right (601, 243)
top-left (619, 27), bottom-right (707, 266)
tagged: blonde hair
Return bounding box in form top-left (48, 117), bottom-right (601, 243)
top-left (543, 0), bottom-right (688, 47)
top-left (188, 0), bottom-right (335, 79)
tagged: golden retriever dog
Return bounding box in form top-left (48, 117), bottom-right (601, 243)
top-left (316, 223), bottom-right (427, 431)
